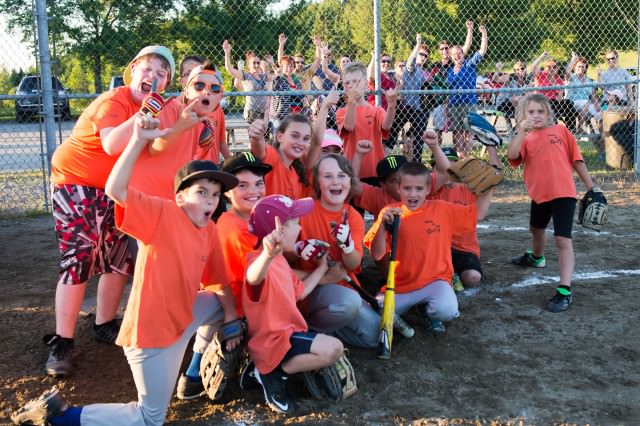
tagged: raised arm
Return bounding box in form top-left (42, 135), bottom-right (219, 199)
top-left (307, 36), bottom-right (323, 75)
top-left (222, 40), bottom-right (243, 81)
top-left (105, 113), bottom-right (171, 204)
top-left (307, 91), bottom-right (340, 170)
top-left (530, 51), bottom-right (548, 76)
top-left (406, 33), bottom-right (422, 71)
top-left (148, 97), bottom-right (204, 155)
top-left (277, 33), bottom-right (287, 66)
top-left (351, 140), bottom-right (373, 197)
top-left (462, 20), bottom-right (474, 55)
top-left (565, 51), bottom-right (579, 80)
top-left (478, 25), bottom-right (488, 56)
top-left (367, 50), bottom-right (376, 83)
top-left (248, 111), bottom-right (269, 160)
top-left (381, 87), bottom-right (398, 131)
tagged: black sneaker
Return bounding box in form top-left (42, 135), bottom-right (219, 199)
top-left (176, 374), bottom-right (205, 400)
top-left (255, 367), bottom-right (295, 414)
top-left (11, 386), bottom-right (68, 425)
top-left (43, 334), bottom-right (74, 378)
top-left (511, 250), bottom-right (545, 268)
top-left (239, 360), bottom-right (258, 391)
top-left (547, 291), bottom-right (572, 313)
top-left (93, 318), bottom-right (121, 344)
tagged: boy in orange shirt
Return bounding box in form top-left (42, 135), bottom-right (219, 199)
top-left (12, 114), bottom-right (241, 426)
top-left (336, 61), bottom-right (398, 179)
top-left (244, 195), bottom-right (343, 413)
top-left (45, 45), bottom-right (175, 378)
top-left (365, 155), bottom-right (485, 334)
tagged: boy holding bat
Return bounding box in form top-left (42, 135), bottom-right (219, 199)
top-left (364, 131), bottom-right (490, 334)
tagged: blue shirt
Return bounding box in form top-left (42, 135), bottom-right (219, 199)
top-left (402, 56), bottom-right (427, 110)
top-left (447, 52), bottom-right (483, 106)
top-left (314, 63), bottom-right (340, 91)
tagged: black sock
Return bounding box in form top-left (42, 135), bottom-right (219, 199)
top-left (532, 254), bottom-right (543, 260)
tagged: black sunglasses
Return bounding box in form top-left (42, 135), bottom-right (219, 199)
top-left (418, 52), bottom-right (428, 57)
top-left (381, 59), bottom-right (392, 64)
top-left (192, 81), bottom-right (222, 93)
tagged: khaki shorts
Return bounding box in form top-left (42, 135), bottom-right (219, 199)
top-left (448, 104), bottom-right (476, 130)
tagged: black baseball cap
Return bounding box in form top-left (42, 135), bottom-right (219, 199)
top-left (377, 155), bottom-right (407, 180)
top-left (174, 160), bottom-right (239, 193)
top-left (430, 146), bottom-right (459, 165)
top-left (221, 152), bottom-right (273, 176)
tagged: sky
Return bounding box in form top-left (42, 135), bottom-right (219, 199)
top-left (0, 17), bottom-right (35, 71)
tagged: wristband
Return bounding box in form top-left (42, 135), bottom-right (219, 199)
top-left (340, 239), bottom-right (355, 254)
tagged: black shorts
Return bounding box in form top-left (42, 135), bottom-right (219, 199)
top-left (282, 331), bottom-right (318, 362)
top-left (530, 197), bottom-right (576, 238)
top-left (451, 248), bottom-right (482, 276)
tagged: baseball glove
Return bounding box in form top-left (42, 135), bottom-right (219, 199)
top-left (447, 157), bottom-right (503, 195)
top-left (302, 351), bottom-right (357, 401)
top-left (577, 186), bottom-right (608, 231)
top-left (464, 111), bottom-right (503, 147)
top-left (200, 318), bottom-right (247, 401)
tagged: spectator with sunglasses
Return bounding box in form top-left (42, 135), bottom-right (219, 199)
top-left (598, 50), bottom-right (635, 107)
top-left (532, 52), bottom-right (579, 133)
top-left (367, 52), bottom-right (396, 111)
top-left (427, 21), bottom-right (474, 142)
top-left (223, 40), bottom-right (274, 124)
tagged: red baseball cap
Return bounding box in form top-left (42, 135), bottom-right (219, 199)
top-left (248, 195), bottom-right (314, 238)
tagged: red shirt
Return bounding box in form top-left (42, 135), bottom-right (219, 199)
top-left (535, 72), bottom-right (564, 100)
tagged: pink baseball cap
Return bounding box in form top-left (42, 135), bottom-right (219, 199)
top-left (321, 129), bottom-right (343, 151)
top-left (248, 195), bottom-right (314, 238)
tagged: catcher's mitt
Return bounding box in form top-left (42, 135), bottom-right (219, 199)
top-left (577, 186), bottom-right (608, 231)
top-left (200, 318), bottom-right (247, 401)
top-left (302, 351), bottom-right (357, 401)
top-left (447, 157), bottom-right (503, 195)
top-left (464, 111), bottom-right (503, 147)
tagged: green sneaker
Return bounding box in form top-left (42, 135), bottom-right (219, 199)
top-left (511, 250), bottom-right (545, 268)
top-left (452, 273), bottom-right (464, 293)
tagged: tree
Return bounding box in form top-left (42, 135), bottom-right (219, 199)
top-left (0, 0), bottom-right (173, 93)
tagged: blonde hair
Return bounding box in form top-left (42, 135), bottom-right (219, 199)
top-left (515, 94), bottom-right (555, 127)
top-left (342, 61), bottom-right (367, 79)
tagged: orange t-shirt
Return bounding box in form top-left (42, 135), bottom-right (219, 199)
top-left (262, 144), bottom-right (310, 200)
top-left (428, 184), bottom-right (480, 257)
top-left (335, 104), bottom-right (389, 179)
top-left (51, 87), bottom-right (139, 188)
top-left (129, 99), bottom-right (199, 200)
top-left (217, 211), bottom-right (257, 317)
top-left (194, 107), bottom-right (226, 162)
top-left (114, 188), bottom-right (230, 348)
top-left (364, 201), bottom-right (477, 293)
top-left (508, 124), bottom-right (583, 204)
top-left (295, 201), bottom-right (365, 282)
top-left (353, 183), bottom-right (396, 218)
top-left (243, 252), bottom-right (307, 374)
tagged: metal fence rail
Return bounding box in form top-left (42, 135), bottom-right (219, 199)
top-left (0, 0), bottom-right (639, 216)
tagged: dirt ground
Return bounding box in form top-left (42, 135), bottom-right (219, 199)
top-left (1, 181), bottom-right (640, 425)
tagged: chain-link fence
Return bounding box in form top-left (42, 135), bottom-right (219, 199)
top-left (0, 0), bottom-right (638, 217)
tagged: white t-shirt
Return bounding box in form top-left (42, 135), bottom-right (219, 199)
top-left (599, 68), bottom-right (633, 101)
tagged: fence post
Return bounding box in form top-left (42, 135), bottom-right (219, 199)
top-left (373, 0), bottom-right (381, 106)
top-left (35, 0), bottom-right (57, 172)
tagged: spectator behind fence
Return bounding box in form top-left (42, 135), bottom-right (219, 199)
top-left (447, 23), bottom-right (488, 157)
top-left (532, 52), bottom-right (579, 133)
top-left (428, 21), bottom-right (474, 142)
top-left (367, 51), bottom-right (396, 111)
top-left (223, 40), bottom-right (273, 124)
top-left (391, 33), bottom-right (429, 162)
top-left (564, 53), bottom-right (601, 134)
top-left (598, 49), bottom-right (635, 107)
top-left (493, 61), bottom-right (532, 135)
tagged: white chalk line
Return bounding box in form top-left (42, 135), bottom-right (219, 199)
top-left (476, 223), bottom-right (639, 238)
top-left (510, 269), bottom-right (640, 288)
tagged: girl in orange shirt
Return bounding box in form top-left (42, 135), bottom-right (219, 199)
top-left (249, 113), bottom-right (312, 200)
top-left (296, 154), bottom-right (380, 348)
top-left (507, 93), bottom-right (596, 313)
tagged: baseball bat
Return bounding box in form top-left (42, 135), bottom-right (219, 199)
top-left (343, 273), bottom-right (414, 339)
top-left (378, 214), bottom-right (400, 359)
